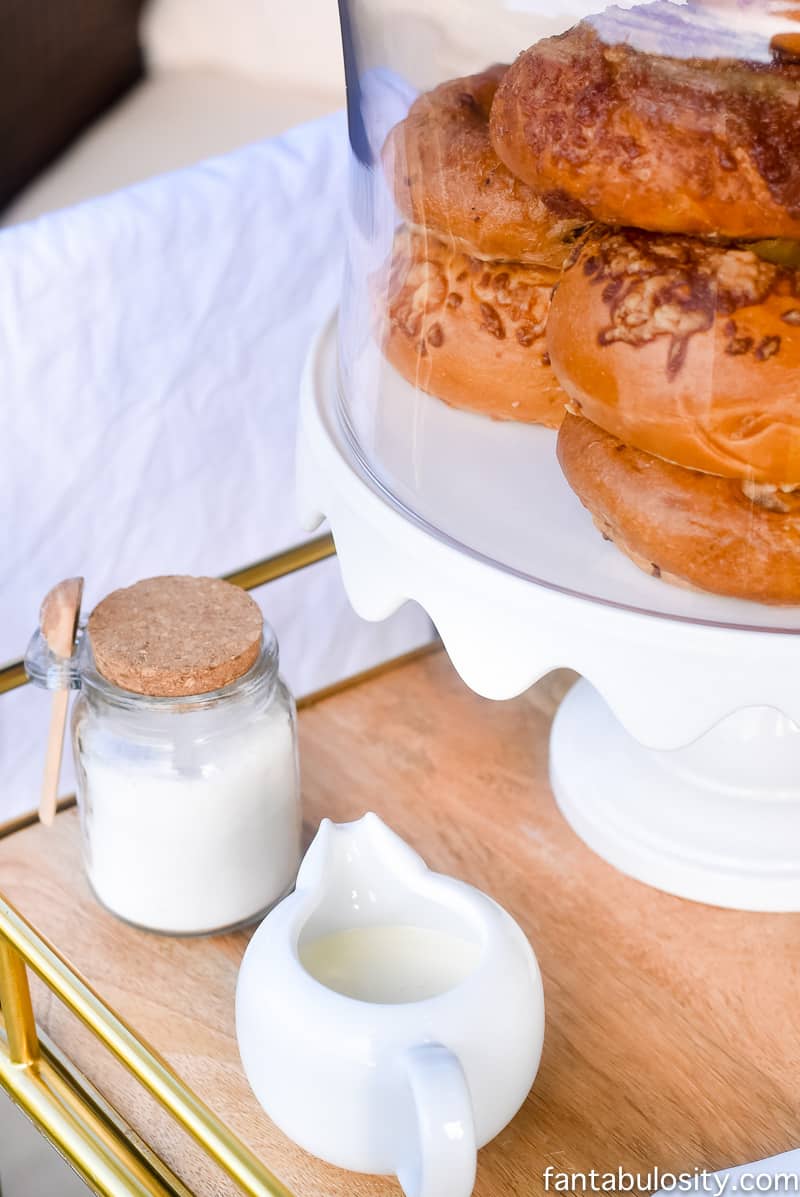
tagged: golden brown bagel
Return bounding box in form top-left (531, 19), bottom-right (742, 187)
top-left (558, 412), bottom-right (800, 604)
top-left (383, 66), bottom-right (585, 269)
top-left (382, 227), bottom-right (566, 426)
top-left (547, 227), bottom-right (800, 483)
top-left (771, 6), bottom-right (800, 58)
top-left (490, 21), bottom-right (800, 239)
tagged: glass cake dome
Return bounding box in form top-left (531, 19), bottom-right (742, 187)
top-left (334, 0), bottom-right (800, 628)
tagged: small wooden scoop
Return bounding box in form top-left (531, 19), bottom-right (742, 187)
top-left (39, 577), bottom-right (83, 826)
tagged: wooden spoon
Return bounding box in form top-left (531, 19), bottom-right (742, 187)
top-left (39, 577), bottom-right (83, 826)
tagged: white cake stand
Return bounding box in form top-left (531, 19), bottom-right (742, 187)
top-left (297, 317), bottom-right (800, 912)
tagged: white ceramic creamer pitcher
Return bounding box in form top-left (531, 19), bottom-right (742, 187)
top-left (236, 813), bottom-right (544, 1197)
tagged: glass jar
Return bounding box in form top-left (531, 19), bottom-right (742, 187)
top-left (336, 0), bottom-right (800, 619)
top-left (26, 622), bottom-right (301, 936)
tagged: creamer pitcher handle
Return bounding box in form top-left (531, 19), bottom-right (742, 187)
top-left (399, 1043), bottom-right (477, 1197)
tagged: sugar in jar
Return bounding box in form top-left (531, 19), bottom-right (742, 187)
top-left (26, 576), bottom-right (301, 935)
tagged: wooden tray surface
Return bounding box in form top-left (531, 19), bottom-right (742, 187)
top-left (0, 654), bottom-right (797, 1196)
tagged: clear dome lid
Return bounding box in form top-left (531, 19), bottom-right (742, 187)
top-left (335, 0), bottom-right (800, 626)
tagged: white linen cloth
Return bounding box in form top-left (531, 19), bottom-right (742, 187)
top-left (0, 111), bottom-right (432, 822)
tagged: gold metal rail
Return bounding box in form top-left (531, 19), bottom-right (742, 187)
top-left (0, 658), bottom-right (26, 696)
top-left (0, 896), bottom-right (292, 1196)
top-left (0, 1016), bottom-right (192, 1197)
top-left (224, 533), bottom-right (335, 592)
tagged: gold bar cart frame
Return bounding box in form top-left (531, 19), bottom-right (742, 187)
top-left (0, 896), bottom-right (292, 1196)
top-left (0, 534), bottom-right (336, 1195)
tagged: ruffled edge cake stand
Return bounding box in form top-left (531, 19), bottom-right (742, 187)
top-left (296, 317), bottom-right (800, 912)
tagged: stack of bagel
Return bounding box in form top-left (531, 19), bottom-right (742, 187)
top-left (382, 3), bottom-right (800, 604)
top-left (381, 64), bottom-right (583, 427)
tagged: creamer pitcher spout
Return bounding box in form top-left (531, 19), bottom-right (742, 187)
top-left (296, 812), bottom-right (428, 901)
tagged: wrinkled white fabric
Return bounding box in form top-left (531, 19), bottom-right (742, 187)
top-left (0, 112), bottom-right (432, 820)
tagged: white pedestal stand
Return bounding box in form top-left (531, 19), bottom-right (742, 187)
top-left (297, 318), bottom-right (800, 912)
top-left (551, 684), bottom-right (800, 910)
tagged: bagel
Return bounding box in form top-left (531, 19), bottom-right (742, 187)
top-left (558, 412), bottom-right (800, 604)
top-left (489, 17), bottom-right (800, 239)
top-left (382, 227), bottom-right (566, 425)
top-left (547, 227), bottom-right (800, 483)
top-left (384, 66), bottom-right (585, 269)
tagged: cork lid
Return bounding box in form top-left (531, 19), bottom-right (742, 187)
top-left (87, 576), bottom-right (263, 697)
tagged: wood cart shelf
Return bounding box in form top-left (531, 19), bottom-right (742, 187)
top-left (1, 650), bottom-right (798, 1196)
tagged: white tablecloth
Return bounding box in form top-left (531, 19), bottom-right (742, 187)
top-left (0, 111), bottom-right (431, 821)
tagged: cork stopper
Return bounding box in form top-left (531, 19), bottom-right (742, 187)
top-left (87, 576), bottom-right (263, 698)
